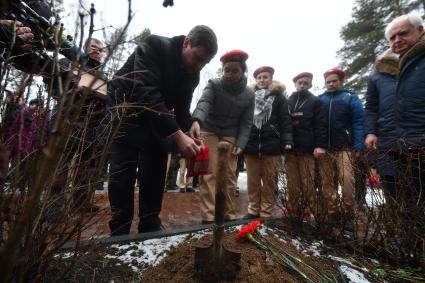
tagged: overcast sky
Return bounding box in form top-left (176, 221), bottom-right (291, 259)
top-left (65, 0), bottom-right (355, 105)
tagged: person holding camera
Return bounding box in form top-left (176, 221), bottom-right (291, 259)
top-left (47, 37), bottom-right (108, 214)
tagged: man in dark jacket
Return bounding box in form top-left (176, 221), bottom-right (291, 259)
top-left (285, 72), bottom-right (327, 222)
top-left (319, 68), bottom-right (364, 229)
top-left (364, 49), bottom-right (398, 205)
top-left (385, 14), bottom-right (425, 232)
top-left (108, 25), bottom-right (217, 235)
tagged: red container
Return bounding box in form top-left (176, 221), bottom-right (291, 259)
top-left (187, 146), bottom-right (210, 177)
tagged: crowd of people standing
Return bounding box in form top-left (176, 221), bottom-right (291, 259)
top-left (1, 2), bottom-right (425, 241)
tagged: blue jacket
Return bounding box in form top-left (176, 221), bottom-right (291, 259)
top-left (319, 89), bottom-right (365, 151)
top-left (364, 71), bottom-right (398, 149)
top-left (396, 34), bottom-right (425, 148)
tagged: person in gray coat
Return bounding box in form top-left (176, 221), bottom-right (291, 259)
top-left (190, 50), bottom-right (255, 224)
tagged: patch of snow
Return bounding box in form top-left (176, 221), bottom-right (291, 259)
top-left (289, 238), bottom-right (323, 257)
top-left (365, 187), bottom-right (385, 207)
top-left (329, 256), bottom-right (369, 272)
top-left (329, 255), bottom-right (354, 266)
top-left (237, 172), bottom-right (248, 191)
top-left (303, 241), bottom-right (322, 257)
top-left (290, 238), bottom-right (302, 250)
top-left (188, 230), bottom-right (209, 240)
top-left (340, 264), bottom-right (371, 283)
top-left (106, 234), bottom-right (188, 271)
top-left (56, 252), bottom-right (74, 259)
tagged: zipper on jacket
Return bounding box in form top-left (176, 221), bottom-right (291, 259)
top-left (328, 96), bottom-right (333, 148)
top-left (258, 130), bottom-right (262, 158)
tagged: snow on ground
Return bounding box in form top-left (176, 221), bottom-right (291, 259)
top-left (340, 265), bottom-right (371, 283)
top-left (105, 234), bottom-right (188, 272)
top-left (85, 227), bottom-right (374, 282)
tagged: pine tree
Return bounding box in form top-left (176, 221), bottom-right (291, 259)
top-left (337, 0), bottom-right (424, 96)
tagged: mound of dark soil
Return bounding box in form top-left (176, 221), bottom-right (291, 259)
top-left (140, 231), bottom-right (340, 283)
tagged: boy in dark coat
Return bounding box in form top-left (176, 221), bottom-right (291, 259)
top-left (285, 72), bottom-right (327, 222)
top-left (319, 68), bottom-right (364, 228)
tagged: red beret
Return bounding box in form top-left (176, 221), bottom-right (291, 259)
top-left (323, 68), bottom-right (346, 79)
top-left (292, 72), bottom-right (313, 83)
top-left (253, 66), bottom-right (275, 78)
top-left (220, 50), bottom-right (249, 64)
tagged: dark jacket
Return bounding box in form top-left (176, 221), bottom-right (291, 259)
top-left (192, 77), bottom-right (255, 149)
top-left (396, 34), bottom-right (425, 148)
top-left (364, 50), bottom-right (398, 149)
top-left (319, 89), bottom-right (365, 151)
top-left (108, 35), bottom-right (199, 144)
top-left (287, 90), bottom-right (327, 154)
top-left (244, 82), bottom-right (293, 156)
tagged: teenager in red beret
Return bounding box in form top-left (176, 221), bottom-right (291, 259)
top-left (318, 67), bottom-right (365, 231)
top-left (323, 67), bottom-right (346, 80)
top-left (285, 72), bottom-right (328, 223)
top-left (253, 66), bottom-right (274, 79)
top-left (292, 72), bottom-right (313, 83)
top-left (242, 66), bottom-right (293, 220)
top-left (190, 50), bottom-right (255, 224)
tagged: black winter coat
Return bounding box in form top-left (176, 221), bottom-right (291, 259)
top-left (364, 68), bottom-right (398, 149)
top-left (244, 82), bottom-right (293, 156)
top-left (396, 34), bottom-right (425, 148)
top-left (108, 35), bottom-right (199, 145)
top-left (287, 90), bottom-right (327, 154)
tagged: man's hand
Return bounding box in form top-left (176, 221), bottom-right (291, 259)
top-left (189, 121), bottom-right (201, 140)
top-left (364, 134), bottom-right (378, 150)
top-left (1, 20), bottom-right (33, 40)
top-left (313, 147), bottom-right (326, 158)
top-left (284, 144), bottom-right (292, 150)
top-left (172, 130), bottom-right (200, 158)
top-left (232, 147), bottom-right (242, 156)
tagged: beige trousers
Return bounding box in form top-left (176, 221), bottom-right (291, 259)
top-left (244, 154), bottom-right (281, 218)
top-left (285, 154), bottom-right (317, 217)
top-left (318, 150), bottom-right (355, 215)
top-left (178, 158), bottom-right (193, 188)
top-left (199, 132), bottom-right (237, 221)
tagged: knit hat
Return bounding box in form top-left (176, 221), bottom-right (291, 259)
top-left (253, 66), bottom-right (274, 78)
top-left (323, 68), bottom-right (346, 79)
top-left (220, 50), bottom-right (249, 64)
top-left (292, 72), bottom-right (313, 83)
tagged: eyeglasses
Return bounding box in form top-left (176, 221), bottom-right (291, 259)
top-left (88, 45), bottom-right (106, 53)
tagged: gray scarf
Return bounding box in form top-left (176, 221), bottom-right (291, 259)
top-left (253, 89), bottom-right (275, 129)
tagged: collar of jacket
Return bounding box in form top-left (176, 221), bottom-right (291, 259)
top-left (322, 89), bottom-right (352, 97)
top-left (290, 90), bottom-right (313, 98)
top-left (250, 80), bottom-right (285, 96)
top-left (399, 33), bottom-right (425, 71)
top-left (374, 49), bottom-right (399, 77)
top-left (221, 76), bottom-right (248, 94)
top-left (170, 35), bottom-right (192, 76)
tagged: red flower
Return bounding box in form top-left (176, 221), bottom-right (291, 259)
top-left (237, 220), bottom-right (263, 242)
top-left (237, 225), bottom-right (253, 242)
top-left (248, 220), bottom-right (261, 232)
